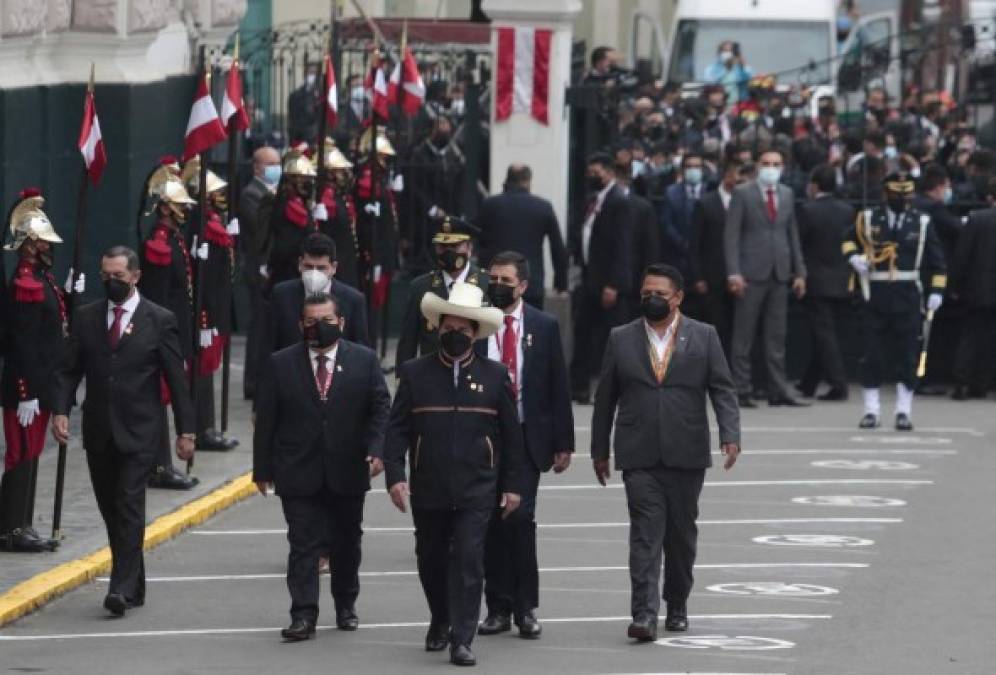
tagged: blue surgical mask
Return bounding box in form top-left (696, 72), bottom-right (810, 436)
top-left (758, 166), bottom-right (782, 186)
top-left (884, 145), bottom-right (898, 159)
top-left (943, 186), bottom-right (954, 204)
top-left (263, 165), bottom-right (282, 187)
top-left (684, 167), bottom-right (703, 185)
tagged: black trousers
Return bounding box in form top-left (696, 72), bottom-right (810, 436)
top-left (154, 373), bottom-right (217, 469)
top-left (86, 444), bottom-right (153, 603)
top-left (280, 490), bottom-right (365, 622)
top-left (622, 466), bottom-right (705, 621)
top-left (0, 457), bottom-right (39, 534)
top-left (413, 506), bottom-right (491, 647)
top-left (483, 456), bottom-right (542, 617)
top-left (800, 297), bottom-right (849, 391)
top-left (693, 286), bottom-right (734, 360)
top-left (859, 307), bottom-right (920, 389)
top-left (953, 308), bottom-right (996, 392)
top-left (570, 285), bottom-right (629, 396)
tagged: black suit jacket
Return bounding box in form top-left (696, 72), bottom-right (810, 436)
top-left (253, 340), bottom-right (390, 496)
top-left (478, 187), bottom-right (569, 299)
top-left (688, 190), bottom-right (728, 289)
top-left (627, 192), bottom-right (662, 298)
top-left (266, 278), bottom-right (370, 353)
top-left (53, 297), bottom-right (195, 457)
top-left (797, 195), bottom-right (855, 299)
top-left (571, 184), bottom-right (634, 294)
top-left (952, 206), bottom-right (996, 308)
top-left (474, 303), bottom-right (574, 471)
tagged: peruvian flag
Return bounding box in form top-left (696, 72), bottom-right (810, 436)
top-left (183, 73), bottom-right (227, 161)
top-left (221, 61), bottom-right (250, 132)
top-left (388, 47), bottom-right (426, 117)
top-left (364, 57), bottom-right (390, 121)
top-left (324, 53), bottom-right (338, 127)
top-left (495, 26), bottom-right (552, 125)
top-left (78, 88), bottom-right (107, 185)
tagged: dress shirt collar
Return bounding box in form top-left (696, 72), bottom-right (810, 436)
top-left (110, 289), bottom-right (141, 316)
top-left (644, 312), bottom-right (679, 346)
top-left (443, 264), bottom-right (470, 288)
top-left (309, 343), bottom-right (339, 371)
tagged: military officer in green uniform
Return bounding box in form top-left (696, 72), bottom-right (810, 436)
top-left (395, 217), bottom-right (489, 370)
top-left (842, 171), bottom-right (946, 431)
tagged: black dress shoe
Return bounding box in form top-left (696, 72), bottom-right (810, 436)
top-left (859, 414), bottom-right (880, 429)
top-left (425, 625), bottom-right (450, 652)
top-left (197, 430), bottom-right (239, 451)
top-left (477, 612), bottom-right (511, 635)
top-left (795, 383), bottom-right (816, 398)
top-left (515, 612), bottom-right (542, 639)
top-left (895, 413), bottom-right (914, 432)
top-left (664, 603), bottom-right (688, 632)
top-left (916, 384), bottom-right (947, 397)
top-left (769, 396), bottom-right (811, 407)
top-left (738, 395), bottom-right (757, 409)
top-left (335, 607), bottom-right (359, 631)
top-left (148, 465), bottom-right (199, 490)
top-left (951, 385), bottom-right (969, 401)
top-left (817, 387), bottom-right (849, 401)
top-left (626, 616), bottom-right (657, 642)
top-left (281, 618), bottom-right (316, 642)
top-left (450, 644), bottom-right (476, 666)
top-left (571, 393), bottom-right (591, 405)
top-left (103, 593), bottom-right (128, 617)
top-left (1, 528), bottom-right (58, 553)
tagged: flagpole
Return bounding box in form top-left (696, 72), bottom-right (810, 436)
top-left (52, 64), bottom-right (97, 541)
top-left (367, 50), bottom-right (380, 336)
top-left (221, 36), bottom-right (241, 435)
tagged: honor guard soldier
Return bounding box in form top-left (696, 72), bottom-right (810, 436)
top-left (385, 282), bottom-right (527, 667)
top-left (181, 158), bottom-right (238, 451)
top-left (267, 149), bottom-right (317, 286)
top-left (312, 138), bottom-right (361, 289)
top-left (395, 216), bottom-right (489, 370)
top-left (843, 171), bottom-right (946, 431)
top-left (137, 160), bottom-right (200, 488)
top-left (0, 189), bottom-right (65, 552)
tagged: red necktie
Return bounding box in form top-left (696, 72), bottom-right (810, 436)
top-left (316, 355), bottom-right (331, 400)
top-left (108, 306), bottom-right (125, 348)
top-left (766, 188), bottom-right (778, 222)
top-left (501, 315), bottom-right (518, 396)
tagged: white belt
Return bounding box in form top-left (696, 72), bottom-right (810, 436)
top-left (869, 271), bottom-right (919, 282)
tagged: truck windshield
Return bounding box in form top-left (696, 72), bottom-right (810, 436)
top-left (669, 19), bottom-right (832, 86)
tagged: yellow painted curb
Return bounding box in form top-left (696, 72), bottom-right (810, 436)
top-left (0, 471), bottom-right (258, 627)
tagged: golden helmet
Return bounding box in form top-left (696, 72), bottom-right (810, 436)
top-left (4, 189), bottom-right (62, 251)
top-left (359, 127), bottom-right (396, 157)
top-left (282, 149), bottom-right (317, 177)
top-left (148, 165), bottom-right (196, 207)
top-left (180, 157), bottom-right (227, 196)
top-left (321, 137), bottom-right (353, 170)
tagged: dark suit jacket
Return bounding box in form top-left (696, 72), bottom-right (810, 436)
top-left (478, 187), bottom-right (569, 299)
top-left (2, 266), bottom-right (65, 410)
top-left (265, 277), bottom-right (370, 353)
top-left (253, 340), bottom-right (390, 496)
top-left (688, 190), bottom-right (728, 289)
top-left (591, 316), bottom-right (739, 470)
top-left (570, 183), bottom-right (634, 294)
top-left (660, 182), bottom-right (700, 274)
top-left (797, 195), bottom-right (855, 299)
top-left (238, 177), bottom-right (275, 289)
top-left (474, 303), bottom-right (574, 471)
top-left (952, 206), bottom-right (996, 308)
top-left (53, 297), bottom-right (195, 457)
top-left (628, 192), bottom-right (663, 298)
top-left (725, 181), bottom-right (806, 283)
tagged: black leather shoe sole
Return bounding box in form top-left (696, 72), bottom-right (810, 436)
top-left (858, 415), bottom-right (880, 429)
top-left (516, 622), bottom-right (542, 639)
top-left (738, 396), bottom-right (757, 409)
top-left (280, 627), bottom-right (316, 642)
top-left (336, 616), bottom-right (359, 631)
top-left (477, 616), bottom-right (511, 635)
top-left (148, 469), bottom-right (199, 490)
top-left (197, 438), bottom-right (239, 451)
top-left (103, 594), bottom-right (127, 617)
top-left (425, 627), bottom-right (450, 652)
top-left (626, 622), bottom-right (657, 642)
top-left (450, 647), bottom-right (476, 666)
top-left (817, 389), bottom-right (849, 401)
top-left (664, 617), bottom-right (688, 632)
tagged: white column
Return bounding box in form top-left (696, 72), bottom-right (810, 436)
top-left (482, 0), bottom-right (580, 243)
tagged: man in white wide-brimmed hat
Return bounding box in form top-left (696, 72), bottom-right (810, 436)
top-left (385, 282), bottom-right (527, 667)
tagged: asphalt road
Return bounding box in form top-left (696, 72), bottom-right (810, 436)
top-left (2, 390), bottom-right (994, 674)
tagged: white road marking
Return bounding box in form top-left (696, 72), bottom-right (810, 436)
top-left (716, 449), bottom-right (956, 455)
top-left (191, 517), bottom-right (902, 536)
top-left (102, 562), bottom-right (869, 583)
top-left (574, 426), bottom-right (980, 434)
top-left (811, 460), bottom-right (919, 471)
top-left (0, 615), bottom-right (832, 641)
top-left (706, 582), bottom-right (839, 597)
top-left (538, 479), bottom-right (933, 491)
top-left (849, 435), bottom-right (953, 444)
top-left (792, 496), bottom-right (907, 507)
top-left (656, 635), bottom-right (797, 651)
top-left (754, 534), bottom-right (874, 547)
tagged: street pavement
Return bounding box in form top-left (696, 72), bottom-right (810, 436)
top-left (2, 384), bottom-right (995, 674)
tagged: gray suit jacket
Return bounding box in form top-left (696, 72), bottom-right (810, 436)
top-left (724, 181), bottom-right (806, 283)
top-left (591, 316), bottom-right (740, 470)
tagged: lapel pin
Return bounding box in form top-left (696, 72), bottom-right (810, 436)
top-left (526, 334), bottom-right (533, 348)
top-left (478, 384), bottom-right (484, 393)
top-left (123, 323), bottom-right (134, 336)
top-left (470, 383), bottom-right (477, 391)
top-left (336, 365), bottom-right (343, 372)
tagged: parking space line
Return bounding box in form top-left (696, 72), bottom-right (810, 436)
top-left (716, 449), bottom-right (957, 455)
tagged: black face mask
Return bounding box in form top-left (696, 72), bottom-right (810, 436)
top-left (440, 329), bottom-right (473, 358)
top-left (587, 175), bottom-right (605, 191)
top-left (641, 295), bottom-right (671, 322)
top-left (886, 197), bottom-right (907, 214)
top-left (104, 278), bottom-right (132, 304)
top-left (487, 284), bottom-right (516, 309)
top-left (303, 321), bottom-right (342, 349)
top-left (437, 248), bottom-right (466, 273)
top-left (37, 250), bottom-right (54, 269)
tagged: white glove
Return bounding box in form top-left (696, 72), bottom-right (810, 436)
top-left (259, 264), bottom-right (269, 279)
top-left (391, 174), bottom-right (404, 192)
top-left (927, 293), bottom-right (943, 312)
top-left (428, 205), bottom-right (444, 218)
top-left (226, 218), bottom-right (240, 235)
top-left (199, 328), bottom-right (218, 348)
top-left (364, 202), bottom-right (381, 217)
top-left (17, 399), bottom-right (40, 428)
top-left (312, 203), bottom-right (328, 220)
top-left (849, 255), bottom-right (869, 275)
top-left (196, 242), bottom-right (210, 260)
top-left (64, 269), bottom-right (85, 294)
top-left (373, 265), bottom-right (383, 284)
top-left (65, 268), bottom-right (74, 293)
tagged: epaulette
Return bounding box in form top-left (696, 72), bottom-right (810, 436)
top-left (284, 196), bottom-right (309, 227)
top-left (145, 229), bottom-right (172, 267)
top-left (13, 269), bottom-right (44, 303)
top-left (204, 216), bottom-right (234, 248)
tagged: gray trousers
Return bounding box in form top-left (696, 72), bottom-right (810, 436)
top-left (731, 278), bottom-right (790, 398)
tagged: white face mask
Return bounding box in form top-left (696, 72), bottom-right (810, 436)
top-left (350, 86), bottom-right (365, 102)
top-left (305, 73), bottom-right (317, 88)
top-left (450, 98), bottom-right (465, 115)
top-left (720, 51), bottom-right (734, 63)
top-left (301, 269), bottom-right (332, 295)
top-left (758, 166), bottom-right (782, 186)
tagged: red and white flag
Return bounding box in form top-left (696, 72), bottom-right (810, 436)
top-left (78, 88), bottom-right (107, 185)
top-left (388, 47), bottom-right (426, 117)
top-left (324, 54), bottom-right (338, 128)
top-left (495, 26), bottom-right (552, 125)
top-left (221, 61), bottom-right (250, 132)
top-left (364, 58), bottom-right (390, 121)
top-left (183, 74), bottom-right (227, 161)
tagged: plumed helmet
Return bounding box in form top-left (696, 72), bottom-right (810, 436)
top-left (4, 188), bottom-right (62, 251)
